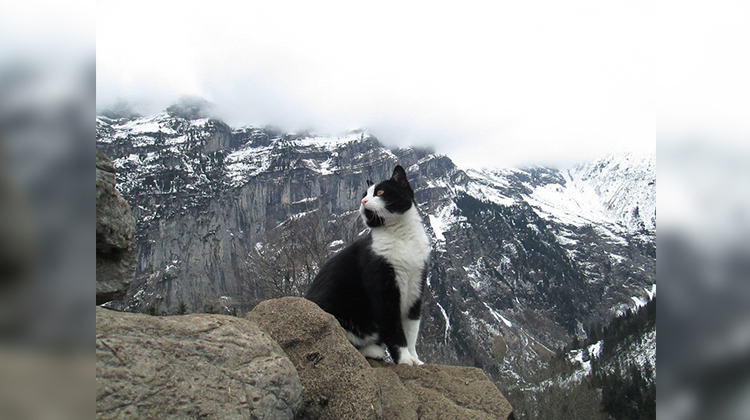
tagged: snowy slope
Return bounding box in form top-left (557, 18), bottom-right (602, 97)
top-left (566, 153), bottom-right (656, 233)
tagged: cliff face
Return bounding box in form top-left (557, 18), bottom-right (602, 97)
top-left (96, 113), bottom-right (655, 386)
top-left (96, 152), bottom-right (137, 304)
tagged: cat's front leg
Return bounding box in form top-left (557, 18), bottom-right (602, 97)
top-left (372, 301), bottom-right (417, 365)
top-left (364, 265), bottom-right (420, 365)
top-left (403, 318), bottom-right (423, 365)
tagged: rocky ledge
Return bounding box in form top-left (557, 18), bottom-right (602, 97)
top-left (97, 297), bottom-right (514, 419)
top-left (96, 152), bottom-right (136, 305)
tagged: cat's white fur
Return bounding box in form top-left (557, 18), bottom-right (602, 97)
top-left (360, 184), bottom-right (430, 365)
top-left (347, 331), bottom-right (379, 348)
top-left (404, 318), bottom-right (421, 361)
top-left (360, 343), bottom-right (386, 360)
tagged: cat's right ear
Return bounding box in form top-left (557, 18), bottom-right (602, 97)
top-left (366, 180), bottom-right (374, 187)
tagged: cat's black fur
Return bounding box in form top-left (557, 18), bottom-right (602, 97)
top-left (306, 166), bottom-right (430, 365)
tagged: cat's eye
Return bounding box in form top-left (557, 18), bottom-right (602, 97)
top-left (376, 190), bottom-right (384, 196)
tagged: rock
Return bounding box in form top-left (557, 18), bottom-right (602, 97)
top-left (96, 152), bottom-right (136, 304)
top-left (370, 367), bottom-right (418, 420)
top-left (246, 297), bottom-right (382, 420)
top-left (96, 307), bottom-right (302, 419)
top-left (369, 360), bottom-right (514, 420)
top-left (246, 297), bottom-right (514, 420)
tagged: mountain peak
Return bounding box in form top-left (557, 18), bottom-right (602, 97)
top-left (165, 96), bottom-right (214, 120)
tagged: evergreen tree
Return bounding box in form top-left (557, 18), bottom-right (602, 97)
top-left (176, 301), bottom-right (188, 315)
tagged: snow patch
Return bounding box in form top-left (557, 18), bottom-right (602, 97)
top-left (460, 180), bottom-right (516, 206)
top-left (225, 144), bottom-right (274, 186)
top-left (429, 215), bottom-right (446, 241)
top-left (566, 340), bottom-right (603, 384)
top-left (292, 197), bottom-right (318, 204)
top-left (589, 340), bottom-right (603, 358)
top-left (484, 303), bottom-right (513, 327)
top-left (436, 302), bottom-right (451, 342)
top-left (116, 113), bottom-right (178, 136)
top-left (631, 296), bottom-right (647, 310)
top-left (428, 202), bottom-right (465, 243)
top-left (329, 239), bottom-right (345, 250)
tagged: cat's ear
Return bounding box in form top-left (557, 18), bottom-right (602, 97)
top-left (366, 180), bottom-right (374, 187)
top-left (391, 165), bottom-right (410, 189)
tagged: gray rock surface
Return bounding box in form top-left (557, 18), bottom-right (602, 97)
top-left (246, 297), bottom-right (514, 420)
top-left (369, 360), bottom-right (515, 420)
top-left (246, 297), bottom-right (382, 420)
top-left (96, 152), bottom-right (136, 304)
top-left (96, 307), bottom-right (302, 419)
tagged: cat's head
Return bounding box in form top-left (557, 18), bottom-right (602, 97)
top-left (360, 165), bottom-right (415, 228)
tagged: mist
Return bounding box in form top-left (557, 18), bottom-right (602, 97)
top-left (96, 0), bottom-right (655, 169)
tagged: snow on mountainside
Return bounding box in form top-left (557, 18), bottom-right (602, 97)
top-left (567, 153), bottom-right (656, 233)
top-left (96, 111), bottom-right (656, 392)
top-left (464, 154), bottom-right (656, 236)
top-left (224, 129), bottom-right (375, 186)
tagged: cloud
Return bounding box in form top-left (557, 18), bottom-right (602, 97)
top-left (97, 0), bottom-right (654, 169)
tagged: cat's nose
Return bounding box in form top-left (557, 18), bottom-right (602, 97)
top-left (361, 198), bottom-right (368, 205)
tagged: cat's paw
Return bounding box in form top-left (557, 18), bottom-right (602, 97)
top-left (408, 349), bottom-right (423, 365)
top-left (397, 354), bottom-right (424, 366)
top-left (396, 348), bottom-right (424, 366)
top-left (411, 356), bottom-right (424, 366)
top-left (359, 344), bottom-right (386, 360)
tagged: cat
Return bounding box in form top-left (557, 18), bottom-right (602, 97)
top-left (306, 165), bottom-right (430, 365)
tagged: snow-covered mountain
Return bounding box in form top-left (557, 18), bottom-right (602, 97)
top-left (96, 111), bottom-right (656, 390)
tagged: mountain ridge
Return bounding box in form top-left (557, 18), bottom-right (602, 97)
top-left (96, 112), bottom-right (655, 391)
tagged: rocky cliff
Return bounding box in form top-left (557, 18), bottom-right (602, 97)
top-left (96, 111), bottom-right (656, 388)
top-left (96, 152), bottom-right (137, 304)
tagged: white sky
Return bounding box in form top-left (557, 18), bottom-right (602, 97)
top-left (96, 0), bottom-right (656, 169)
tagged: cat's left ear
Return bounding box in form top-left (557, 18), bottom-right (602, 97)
top-left (391, 165), bottom-right (411, 189)
top-left (366, 180), bottom-right (374, 187)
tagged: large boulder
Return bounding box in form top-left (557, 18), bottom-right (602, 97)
top-left (96, 307), bottom-right (302, 419)
top-left (246, 297), bottom-right (514, 420)
top-left (96, 152), bottom-right (136, 304)
top-left (246, 297), bottom-right (382, 420)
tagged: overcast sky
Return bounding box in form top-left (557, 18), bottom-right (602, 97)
top-left (97, 0), bottom-right (655, 169)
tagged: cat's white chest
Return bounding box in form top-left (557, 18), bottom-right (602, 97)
top-left (370, 209), bottom-right (430, 315)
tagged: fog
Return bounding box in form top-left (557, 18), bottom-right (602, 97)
top-left (97, 0), bottom-right (654, 169)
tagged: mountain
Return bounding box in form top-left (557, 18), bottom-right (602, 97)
top-left (96, 111), bottom-right (656, 393)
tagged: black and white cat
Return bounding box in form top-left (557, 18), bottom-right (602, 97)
top-left (306, 165), bottom-right (430, 365)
